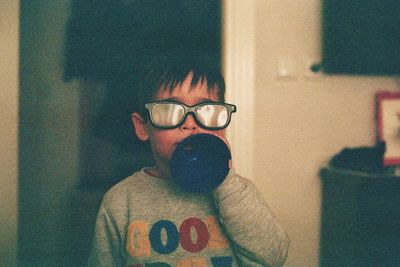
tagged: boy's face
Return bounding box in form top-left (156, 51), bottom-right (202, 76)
top-left (132, 72), bottom-right (226, 178)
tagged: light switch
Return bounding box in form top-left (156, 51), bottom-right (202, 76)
top-left (277, 57), bottom-right (297, 79)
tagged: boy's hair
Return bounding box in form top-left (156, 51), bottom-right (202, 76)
top-left (135, 53), bottom-right (225, 116)
top-left (91, 53), bottom-right (224, 150)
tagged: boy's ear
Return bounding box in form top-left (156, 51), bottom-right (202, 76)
top-left (131, 112), bottom-right (149, 141)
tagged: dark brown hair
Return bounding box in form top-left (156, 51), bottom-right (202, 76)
top-left (135, 53), bottom-right (225, 115)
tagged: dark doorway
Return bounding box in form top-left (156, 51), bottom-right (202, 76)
top-left (18, 1), bottom-right (221, 266)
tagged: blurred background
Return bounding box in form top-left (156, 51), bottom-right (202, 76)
top-left (1, 0), bottom-right (399, 266)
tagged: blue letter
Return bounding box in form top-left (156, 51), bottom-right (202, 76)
top-left (149, 220), bottom-right (179, 254)
top-left (145, 262), bottom-right (171, 267)
top-left (211, 256), bottom-right (233, 267)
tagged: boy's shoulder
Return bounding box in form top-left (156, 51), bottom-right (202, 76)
top-left (102, 168), bottom-right (172, 205)
top-left (105, 168), bottom-right (147, 194)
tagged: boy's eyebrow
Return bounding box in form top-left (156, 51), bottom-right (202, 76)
top-left (160, 97), bottom-right (181, 102)
top-left (158, 97), bottom-right (217, 103)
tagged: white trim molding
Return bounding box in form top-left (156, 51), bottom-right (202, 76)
top-left (222, 0), bottom-right (255, 180)
top-left (0, 1), bottom-right (20, 265)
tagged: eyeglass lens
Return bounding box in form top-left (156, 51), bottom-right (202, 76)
top-left (149, 103), bottom-right (231, 128)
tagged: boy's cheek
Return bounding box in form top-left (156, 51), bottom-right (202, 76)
top-left (218, 129), bottom-right (226, 138)
top-left (205, 129), bottom-right (225, 138)
top-left (215, 129), bottom-right (226, 141)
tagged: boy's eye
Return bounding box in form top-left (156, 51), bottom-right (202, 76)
top-left (145, 101), bottom-right (236, 130)
top-left (151, 103), bottom-right (185, 126)
top-left (196, 104), bottom-right (229, 128)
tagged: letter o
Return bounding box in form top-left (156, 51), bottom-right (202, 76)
top-left (179, 217), bottom-right (210, 253)
top-left (149, 220), bottom-right (179, 254)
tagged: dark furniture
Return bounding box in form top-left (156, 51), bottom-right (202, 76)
top-left (320, 167), bottom-right (400, 267)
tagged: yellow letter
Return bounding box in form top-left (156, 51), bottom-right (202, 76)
top-left (126, 221), bottom-right (151, 257)
top-left (204, 217), bottom-right (229, 250)
top-left (177, 257), bottom-right (207, 267)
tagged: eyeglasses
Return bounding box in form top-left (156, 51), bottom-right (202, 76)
top-left (144, 101), bottom-right (236, 130)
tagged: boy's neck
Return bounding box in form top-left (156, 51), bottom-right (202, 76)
top-left (145, 163), bottom-right (171, 179)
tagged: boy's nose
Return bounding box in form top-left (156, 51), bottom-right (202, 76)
top-left (180, 113), bottom-right (199, 132)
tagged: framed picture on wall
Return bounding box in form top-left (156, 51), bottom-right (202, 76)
top-left (376, 91), bottom-right (400, 166)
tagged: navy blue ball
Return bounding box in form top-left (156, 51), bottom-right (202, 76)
top-left (171, 133), bottom-right (231, 193)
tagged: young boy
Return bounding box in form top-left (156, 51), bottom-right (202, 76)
top-left (88, 55), bottom-right (289, 266)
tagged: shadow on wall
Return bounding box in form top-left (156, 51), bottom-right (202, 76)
top-left (64, 0), bottom-right (222, 189)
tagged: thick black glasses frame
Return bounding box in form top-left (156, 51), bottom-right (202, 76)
top-left (144, 101), bottom-right (237, 130)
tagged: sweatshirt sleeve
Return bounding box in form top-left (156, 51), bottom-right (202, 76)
top-left (88, 197), bottom-right (124, 267)
top-left (212, 169), bottom-right (290, 267)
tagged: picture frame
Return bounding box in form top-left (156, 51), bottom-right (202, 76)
top-left (376, 91), bottom-right (400, 166)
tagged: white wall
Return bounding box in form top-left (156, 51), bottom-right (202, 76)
top-left (0, 1), bottom-right (19, 266)
top-left (252, 0), bottom-right (399, 266)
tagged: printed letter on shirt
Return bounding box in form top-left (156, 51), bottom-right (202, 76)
top-left (127, 221), bottom-right (151, 257)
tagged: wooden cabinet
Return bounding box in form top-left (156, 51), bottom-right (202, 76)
top-left (320, 167), bottom-right (400, 267)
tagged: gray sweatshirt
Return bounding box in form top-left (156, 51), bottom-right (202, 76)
top-left (88, 168), bottom-right (289, 266)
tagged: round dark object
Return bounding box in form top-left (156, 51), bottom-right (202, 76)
top-left (171, 133), bottom-right (231, 193)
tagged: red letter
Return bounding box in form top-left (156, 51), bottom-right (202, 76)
top-left (179, 217), bottom-right (209, 253)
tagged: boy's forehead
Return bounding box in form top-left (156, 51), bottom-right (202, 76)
top-left (153, 80), bottom-right (221, 102)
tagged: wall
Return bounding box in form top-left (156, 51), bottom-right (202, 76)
top-left (10, 0), bottom-right (400, 266)
top-left (252, 0), bottom-right (399, 266)
top-left (0, 1), bottom-right (19, 266)
top-left (17, 1), bottom-right (138, 265)
top-left (18, 1), bottom-right (97, 265)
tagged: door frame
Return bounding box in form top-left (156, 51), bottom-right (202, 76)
top-left (223, 0), bottom-right (255, 180)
